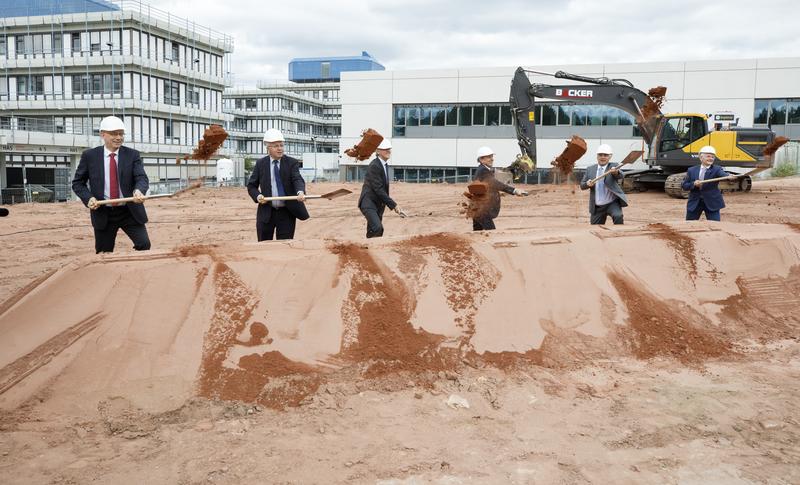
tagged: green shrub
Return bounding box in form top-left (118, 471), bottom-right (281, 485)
top-left (771, 162), bottom-right (798, 178)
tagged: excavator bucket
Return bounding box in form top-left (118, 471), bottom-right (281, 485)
top-left (551, 135), bottom-right (587, 176)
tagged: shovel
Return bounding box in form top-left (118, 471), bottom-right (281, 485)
top-left (260, 188), bottom-right (353, 203)
top-left (587, 150), bottom-right (644, 185)
top-left (94, 181), bottom-right (203, 207)
top-left (695, 165), bottom-right (769, 186)
top-left (95, 192), bottom-right (175, 206)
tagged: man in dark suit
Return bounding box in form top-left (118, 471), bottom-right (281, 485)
top-left (681, 145), bottom-right (736, 221)
top-left (71, 115), bottom-right (151, 253)
top-left (471, 146), bottom-right (527, 231)
top-left (247, 128), bottom-right (309, 240)
top-left (580, 144), bottom-right (628, 225)
top-left (358, 138), bottom-right (406, 238)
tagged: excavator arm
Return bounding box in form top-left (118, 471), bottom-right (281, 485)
top-left (509, 67), bottom-right (663, 168)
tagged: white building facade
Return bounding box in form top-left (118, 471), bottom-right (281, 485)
top-left (339, 58), bottom-right (800, 183)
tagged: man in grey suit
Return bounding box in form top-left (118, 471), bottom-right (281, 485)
top-left (579, 144), bottom-right (628, 225)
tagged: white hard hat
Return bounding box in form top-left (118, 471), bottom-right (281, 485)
top-left (596, 144), bottom-right (613, 155)
top-left (476, 146), bottom-right (494, 159)
top-left (263, 128), bottom-right (285, 143)
top-left (699, 145), bottom-right (716, 155)
top-left (377, 138), bottom-right (392, 150)
top-left (99, 116), bottom-right (125, 132)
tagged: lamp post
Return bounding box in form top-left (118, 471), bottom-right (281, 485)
top-left (311, 135), bottom-right (317, 182)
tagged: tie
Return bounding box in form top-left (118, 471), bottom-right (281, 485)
top-left (109, 152), bottom-right (119, 199)
top-left (273, 160), bottom-right (286, 196)
top-left (700, 167), bottom-right (706, 180)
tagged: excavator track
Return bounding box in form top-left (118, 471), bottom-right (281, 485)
top-left (665, 173), bottom-right (689, 199)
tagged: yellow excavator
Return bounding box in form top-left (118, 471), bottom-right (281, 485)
top-left (509, 67), bottom-right (784, 198)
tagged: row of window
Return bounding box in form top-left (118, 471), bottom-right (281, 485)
top-left (0, 30), bottom-right (224, 77)
top-left (0, 116), bottom-right (220, 145)
top-left (234, 139), bottom-right (331, 156)
top-left (393, 103), bottom-right (638, 129)
top-left (226, 97), bottom-right (325, 116)
top-left (754, 99), bottom-right (800, 125)
top-left (230, 117), bottom-right (340, 137)
top-left (1, 73), bottom-right (220, 110)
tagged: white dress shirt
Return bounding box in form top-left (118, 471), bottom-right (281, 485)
top-left (269, 157), bottom-right (284, 207)
top-left (594, 164), bottom-right (616, 206)
top-left (103, 147), bottom-right (122, 200)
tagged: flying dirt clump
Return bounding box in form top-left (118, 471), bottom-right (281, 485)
top-left (344, 128), bottom-right (383, 161)
top-left (763, 136), bottom-right (789, 157)
top-left (637, 86), bottom-right (667, 139)
top-left (551, 135), bottom-right (587, 176)
top-left (177, 124), bottom-right (229, 165)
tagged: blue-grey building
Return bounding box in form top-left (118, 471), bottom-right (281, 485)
top-left (289, 51), bottom-right (384, 83)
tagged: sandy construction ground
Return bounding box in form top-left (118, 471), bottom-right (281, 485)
top-left (1, 177), bottom-right (799, 484)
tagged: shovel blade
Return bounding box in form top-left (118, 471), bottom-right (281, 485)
top-left (320, 188), bottom-right (353, 200)
top-left (619, 150), bottom-right (644, 165)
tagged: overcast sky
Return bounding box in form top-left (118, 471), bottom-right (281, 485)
top-left (155, 0), bottom-right (798, 86)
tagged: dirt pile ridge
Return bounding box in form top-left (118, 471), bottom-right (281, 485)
top-left (1, 222), bottom-right (799, 413)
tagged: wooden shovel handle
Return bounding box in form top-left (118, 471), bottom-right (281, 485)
top-left (94, 193), bottom-right (172, 206)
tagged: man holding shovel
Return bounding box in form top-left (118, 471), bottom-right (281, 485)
top-left (247, 128), bottom-right (309, 241)
top-left (71, 116), bottom-right (151, 253)
top-left (681, 145), bottom-right (736, 221)
top-left (580, 144), bottom-right (628, 225)
top-left (358, 138), bottom-right (406, 238)
top-left (470, 146), bottom-right (527, 231)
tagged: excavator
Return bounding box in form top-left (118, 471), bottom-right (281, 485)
top-left (508, 67), bottom-right (782, 198)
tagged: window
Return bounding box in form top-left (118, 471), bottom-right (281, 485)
top-left (234, 98), bottom-right (243, 109)
top-left (407, 108), bottom-right (419, 126)
top-left (394, 107), bottom-right (405, 126)
top-left (321, 62), bottom-right (331, 79)
top-left (246, 98), bottom-right (257, 109)
top-left (754, 100), bottom-right (769, 124)
top-left (586, 106), bottom-right (602, 126)
top-left (186, 89), bottom-right (200, 106)
top-left (458, 106), bottom-right (472, 126)
top-left (0, 36), bottom-right (6, 56)
top-left (769, 100), bottom-right (786, 125)
top-left (171, 42), bottom-right (180, 63)
top-left (445, 106), bottom-right (458, 125)
top-left (71, 33), bottom-right (81, 53)
top-left (473, 106), bottom-right (485, 125)
top-left (53, 33), bottom-right (62, 53)
top-left (164, 80), bottom-right (180, 106)
top-left (541, 104), bottom-right (557, 125)
top-left (17, 76), bottom-right (44, 95)
top-left (788, 101), bottom-right (800, 124)
top-left (572, 105), bottom-right (587, 126)
top-left (501, 107), bottom-right (513, 125)
top-left (557, 105), bottom-right (571, 125)
top-left (432, 107), bottom-right (445, 126)
top-left (420, 107), bottom-right (431, 125)
top-left (486, 106), bottom-right (500, 126)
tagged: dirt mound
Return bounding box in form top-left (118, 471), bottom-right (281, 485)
top-left (1, 223), bottom-right (799, 413)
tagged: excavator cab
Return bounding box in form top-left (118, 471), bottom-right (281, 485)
top-left (656, 115), bottom-right (708, 158)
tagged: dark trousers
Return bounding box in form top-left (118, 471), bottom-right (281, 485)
top-left (94, 205), bottom-right (151, 253)
top-left (591, 200), bottom-right (624, 225)
top-left (472, 217), bottom-right (496, 231)
top-left (361, 206), bottom-right (385, 238)
top-left (686, 199), bottom-right (721, 221)
top-left (257, 206), bottom-right (297, 241)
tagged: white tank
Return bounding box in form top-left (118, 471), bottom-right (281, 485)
top-left (216, 158), bottom-right (234, 182)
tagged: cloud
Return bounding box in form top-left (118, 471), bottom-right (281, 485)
top-left (155, 0), bottom-right (800, 86)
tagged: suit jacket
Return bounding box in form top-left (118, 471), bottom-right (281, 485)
top-left (71, 145), bottom-right (149, 230)
top-left (473, 163), bottom-right (515, 220)
top-left (681, 164), bottom-right (727, 211)
top-left (580, 162), bottom-right (628, 214)
top-left (358, 157), bottom-right (396, 211)
top-left (247, 155), bottom-right (309, 224)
